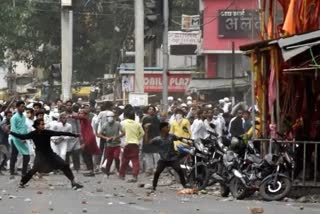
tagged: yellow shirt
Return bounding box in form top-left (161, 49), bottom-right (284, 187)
top-left (246, 117), bottom-right (261, 138)
top-left (170, 118), bottom-right (191, 150)
top-left (121, 119), bottom-right (145, 145)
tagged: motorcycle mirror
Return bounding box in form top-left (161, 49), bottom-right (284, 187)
top-left (209, 123), bottom-right (216, 129)
top-left (248, 141), bottom-right (254, 148)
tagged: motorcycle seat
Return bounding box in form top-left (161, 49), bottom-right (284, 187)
top-left (247, 154), bottom-right (263, 165)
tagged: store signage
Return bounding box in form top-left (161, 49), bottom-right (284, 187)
top-left (144, 73), bottom-right (191, 93)
top-left (129, 93), bottom-right (148, 106)
top-left (121, 72), bottom-right (192, 93)
top-left (61, 0), bottom-right (72, 7)
top-left (218, 10), bottom-right (260, 38)
top-left (168, 31), bottom-right (200, 46)
top-left (168, 31), bottom-right (200, 55)
top-left (181, 15), bottom-right (200, 31)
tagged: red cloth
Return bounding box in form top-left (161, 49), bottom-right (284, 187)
top-left (119, 144), bottom-right (140, 178)
top-left (105, 146), bottom-right (121, 173)
top-left (72, 115), bottom-right (101, 155)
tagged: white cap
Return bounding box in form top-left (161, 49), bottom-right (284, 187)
top-left (187, 101), bottom-right (192, 105)
top-left (249, 105), bottom-right (259, 113)
top-left (187, 96), bottom-right (192, 100)
top-left (224, 97), bottom-right (230, 102)
top-left (181, 103), bottom-right (187, 107)
top-left (52, 112), bottom-right (60, 119)
top-left (219, 99), bottom-right (224, 104)
top-left (206, 104), bottom-right (212, 108)
top-left (177, 98), bottom-right (182, 102)
top-left (44, 105), bottom-right (50, 111)
top-left (106, 111), bottom-right (115, 117)
top-left (26, 103), bottom-right (34, 108)
top-left (118, 105), bottom-right (124, 110)
top-left (168, 96), bottom-right (174, 101)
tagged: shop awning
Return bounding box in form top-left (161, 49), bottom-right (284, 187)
top-left (240, 29), bottom-right (320, 62)
top-left (188, 78), bottom-right (250, 91)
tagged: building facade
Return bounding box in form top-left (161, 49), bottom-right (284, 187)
top-left (201, 0), bottom-right (258, 78)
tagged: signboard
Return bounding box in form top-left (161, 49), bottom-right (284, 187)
top-left (61, 0), bottom-right (72, 7)
top-left (218, 10), bottom-right (260, 38)
top-left (168, 31), bottom-right (200, 46)
top-left (168, 31), bottom-right (200, 55)
top-left (129, 93), bottom-right (148, 107)
top-left (121, 75), bottom-right (134, 92)
top-left (121, 73), bottom-right (192, 93)
top-left (181, 15), bottom-right (200, 31)
top-left (144, 73), bottom-right (191, 93)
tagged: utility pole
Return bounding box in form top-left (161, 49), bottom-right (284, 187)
top-left (231, 41), bottom-right (235, 106)
top-left (162, 0), bottom-right (169, 112)
top-left (134, 0), bottom-right (144, 93)
top-left (61, 1), bottom-right (73, 101)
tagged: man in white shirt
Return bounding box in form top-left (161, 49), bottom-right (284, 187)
top-left (25, 108), bottom-right (35, 164)
top-left (212, 107), bottom-right (226, 138)
top-left (51, 113), bottom-right (72, 160)
top-left (204, 109), bottom-right (215, 136)
top-left (191, 110), bottom-right (206, 140)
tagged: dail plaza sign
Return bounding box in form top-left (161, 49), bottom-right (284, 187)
top-left (144, 73), bottom-right (191, 93)
top-left (121, 73), bottom-right (192, 93)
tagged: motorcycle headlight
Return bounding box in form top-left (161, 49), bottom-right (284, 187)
top-left (189, 148), bottom-right (195, 155)
top-left (223, 151), bottom-right (235, 167)
top-left (203, 147), bottom-right (209, 154)
top-left (195, 139), bottom-right (205, 152)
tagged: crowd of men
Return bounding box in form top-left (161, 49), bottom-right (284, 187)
top-left (0, 96), bottom-right (256, 190)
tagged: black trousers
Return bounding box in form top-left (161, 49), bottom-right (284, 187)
top-left (0, 154), bottom-right (8, 171)
top-left (66, 149), bottom-right (81, 171)
top-left (10, 142), bottom-right (30, 176)
top-left (82, 150), bottom-right (94, 171)
top-left (21, 152), bottom-right (74, 185)
top-left (153, 160), bottom-right (186, 189)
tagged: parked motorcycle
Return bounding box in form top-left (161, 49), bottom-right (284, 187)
top-left (178, 128), bottom-right (223, 190)
top-left (178, 138), bottom-right (211, 190)
top-left (228, 139), bottom-right (293, 201)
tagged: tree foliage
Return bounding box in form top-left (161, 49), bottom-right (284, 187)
top-left (0, 0), bottom-right (134, 81)
top-left (0, 0), bottom-right (198, 82)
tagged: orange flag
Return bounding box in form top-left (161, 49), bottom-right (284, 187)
top-left (282, 0), bottom-right (297, 35)
top-left (310, 0), bottom-right (320, 30)
top-left (267, 0), bottom-right (274, 39)
top-left (278, 0), bottom-right (291, 15)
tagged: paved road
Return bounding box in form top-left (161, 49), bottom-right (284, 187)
top-left (0, 172), bottom-right (319, 214)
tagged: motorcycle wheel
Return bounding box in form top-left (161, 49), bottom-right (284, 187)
top-left (229, 177), bottom-right (247, 200)
top-left (245, 189), bottom-right (256, 198)
top-left (206, 163), bottom-right (221, 186)
top-left (187, 163), bottom-right (209, 191)
top-left (220, 184), bottom-right (230, 197)
top-left (259, 176), bottom-right (291, 201)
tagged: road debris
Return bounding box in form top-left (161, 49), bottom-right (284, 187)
top-left (249, 207), bottom-right (264, 214)
top-left (176, 188), bottom-right (198, 195)
top-left (24, 198), bottom-right (32, 203)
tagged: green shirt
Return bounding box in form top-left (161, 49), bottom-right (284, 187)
top-left (100, 121), bottom-right (121, 147)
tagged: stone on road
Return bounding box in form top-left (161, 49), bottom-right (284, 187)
top-left (0, 173), bottom-right (319, 214)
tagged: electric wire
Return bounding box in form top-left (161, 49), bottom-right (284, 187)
top-left (170, 0), bottom-right (235, 27)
